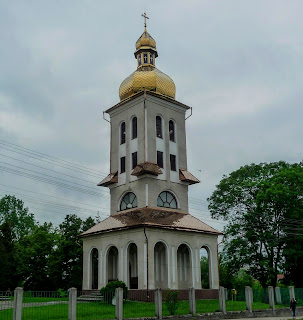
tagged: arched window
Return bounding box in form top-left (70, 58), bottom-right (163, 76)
top-left (91, 248), bottom-right (98, 289)
top-left (169, 120), bottom-right (175, 142)
top-left (132, 117), bottom-right (137, 139)
top-left (156, 116), bottom-right (163, 138)
top-left (120, 122), bottom-right (126, 144)
top-left (120, 192), bottom-right (138, 211)
top-left (157, 191), bottom-right (177, 209)
top-left (150, 54), bottom-right (154, 65)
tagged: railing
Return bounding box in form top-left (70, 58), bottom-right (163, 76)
top-left (0, 286), bottom-right (300, 320)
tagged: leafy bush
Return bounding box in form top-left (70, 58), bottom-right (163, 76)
top-left (58, 288), bottom-right (67, 298)
top-left (165, 290), bottom-right (179, 315)
top-left (100, 280), bottom-right (128, 304)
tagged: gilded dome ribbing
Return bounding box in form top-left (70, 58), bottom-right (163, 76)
top-left (119, 27), bottom-right (175, 101)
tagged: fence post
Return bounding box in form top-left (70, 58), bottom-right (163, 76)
top-left (289, 286), bottom-right (295, 301)
top-left (219, 286), bottom-right (226, 314)
top-left (68, 287), bottom-right (77, 320)
top-left (275, 287), bottom-right (281, 304)
top-left (224, 288), bottom-right (228, 301)
top-left (268, 286), bottom-right (275, 314)
top-left (115, 287), bottom-right (123, 320)
top-left (189, 287), bottom-right (196, 315)
top-left (13, 287), bottom-right (23, 320)
top-left (155, 288), bottom-right (162, 319)
top-left (245, 286), bottom-right (252, 313)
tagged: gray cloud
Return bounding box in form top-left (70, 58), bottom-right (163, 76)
top-left (0, 0), bottom-right (302, 230)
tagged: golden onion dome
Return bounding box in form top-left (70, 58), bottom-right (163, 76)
top-left (119, 24), bottom-right (175, 101)
top-left (135, 30), bottom-right (156, 51)
top-left (119, 67), bottom-right (175, 101)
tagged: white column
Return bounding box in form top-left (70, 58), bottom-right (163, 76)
top-left (119, 246), bottom-right (123, 281)
top-left (171, 246), bottom-right (177, 288)
top-left (190, 249), bottom-right (195, 287)
top-left (196, 248), bottom-right (200, 287)
top-left (103, 250), bottom-right (107, 285)
top-left (86, 250), bottom-right (90, 290)
top-left (167, 244), bottom-right (171, 288)
top-left (98, 249), bottom-right (102, 289)
top-left (124, 246), bottom-right (128, 287)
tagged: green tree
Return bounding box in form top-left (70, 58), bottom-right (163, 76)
top-left (50, 214), bottom-right (96, 289)
top-left (0, 195), bottom-right (35, 241)
top-left (208, 161), bottom-right (303, 287)
top-left (15, 223), bottom-right (56, 290)
top-left (0, 221), bottom-right (16, 289)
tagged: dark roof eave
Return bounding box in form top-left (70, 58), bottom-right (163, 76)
top-left (79, 223), bottom-right (223, 238)
top-left (105, 91), bottom-right (190, 114)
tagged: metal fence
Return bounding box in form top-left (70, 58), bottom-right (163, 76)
top-left (0, 286), bottom-right (300, 320)
top-left (0, 291), bottom-right (14, 320)
top-left (77, 291), bottom-right (115, 320)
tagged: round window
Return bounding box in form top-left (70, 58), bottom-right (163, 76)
top-left (157, 191), bottom-right (177, 209)
top-left (120, 192), bottom-right (138, 211)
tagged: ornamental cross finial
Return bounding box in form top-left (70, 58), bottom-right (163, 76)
top-left (141, 12), bottom-right (149, 31)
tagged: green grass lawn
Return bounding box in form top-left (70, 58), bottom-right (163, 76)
top-left (0, 299), bottom-right (291, 320)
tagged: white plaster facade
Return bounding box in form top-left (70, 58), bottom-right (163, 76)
top-left (82, 228), bottom-right (219, 290)
top-left (80, 28), bottom-right (221, 291)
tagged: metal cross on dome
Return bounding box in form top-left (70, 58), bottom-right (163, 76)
top-left (141, 12), bottom-right (149, 29)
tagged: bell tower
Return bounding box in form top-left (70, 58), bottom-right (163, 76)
top-left (98, 15), bottom-right (199, 215)
top-left (81, 15), bottom-right (221, 292)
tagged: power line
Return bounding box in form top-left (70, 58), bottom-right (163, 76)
top-left (0, 140), bottom-right (109, 178)
top-left (0, 139), bottom-right (211, 205)
top-left (0, 183), bottom-right (107, 210)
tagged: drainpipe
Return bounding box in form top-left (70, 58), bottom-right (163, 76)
top-left (185, 107), bottom-right (193, 120)
top-left (143, 225), bottom-right (149, 298)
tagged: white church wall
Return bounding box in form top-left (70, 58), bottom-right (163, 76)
top-left (82, 227), bottom-right (219, 291)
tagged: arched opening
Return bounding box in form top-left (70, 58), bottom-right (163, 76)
top-left (200, 246), bottom-right (211, 289)
top-left (107, 246), bottom-right (118, 283)
top-left (169, 120), bottom-right (175, 142)
top-left (128, 243), bottom-right (138, 289)
top-left (91, 248), bottom-right (99, 289)
top-left (154, 242), bottom-right (168, 288)
top-left (120, 192), bottom-right (138, 211)
top-left (120, 122), bottom-right (126, 144)
top-left (156, 116), bottom-right (163, 138)
top-left (131, 117), bottom-right (137, 140)
top-left (177, 244), bottom-right (192, 289)
top-left (157, 191), bottom-right (178, 209)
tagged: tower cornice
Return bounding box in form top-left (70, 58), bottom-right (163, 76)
top-left (105, 91), bottom-right (190, 115)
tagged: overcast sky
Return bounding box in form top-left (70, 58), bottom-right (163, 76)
top-left (0, 0), bottom-right (302, 231)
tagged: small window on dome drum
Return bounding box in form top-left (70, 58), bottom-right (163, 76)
top-left (169, 120), bottom-right (175, 142)
top-left (132, 117), bottom-right (137, 139)
top-left (143, 53), bottom-right (148, 63)
top-left (156, 116), bottom-right (163, 138)
top-left (120, 122), bottom-right (126, 144)
top-left (150, 54), bottom-right (153, 65)
top-left (138, 54), bottom-right (142, 66)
